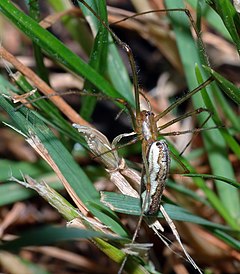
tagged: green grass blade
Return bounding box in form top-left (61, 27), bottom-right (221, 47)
top-left (186, 0), bottom-right (232, 40)
top-left (165, 0), bottom-right (240, 229)
top-left (167, 180), bottom-right (210, 206)
top-left (48, 0), bottom-right (93, 55)
top-left (28, 0), bottom-right (49, 83)
top-left (167, 143), bottom-right (238, 229)
top-left (0, 226), bottom-right (118, 252)
top-left (206, 0), bottom-right (240, 54)
top-left (101, 192), bottom-right (232, 231)
top-left (183, 174), bottom-right (240, 189)
top-left (80, 0), bottom-right (109, 119)
top-left (214, 230), bottom-right (240, 249)
top-left (204, 66), bottom-right (240, 105)
top-left (0, 95), bottom-right (127, 237)
top-left (195, 66), bottom-right (240, 159)
top-left (214, 89), bottom-right (240, 132)
top-left (0, 0), bottom-right (132, 103)
top-left (0, 74), bottom-right (86, 144)
top-left (0, 180), bottom-right (63, 207)
top-left (77, 0), bottom-right (134, 104)
top-left (0, 183), bottom-right (35, 206)
top-left (0, 159), bottom-right (50, 181)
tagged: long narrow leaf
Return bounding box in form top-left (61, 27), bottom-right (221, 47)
top-left (0, 0), bottom-right (133, 104)
top-left (165, 0), bottom-right (239, 229)
top-left (0, 226), bottom-right (118, 252)
top-left (101, 192), bottom-right (232, 231)
top-left (0, 95), bottom-right (127, 237)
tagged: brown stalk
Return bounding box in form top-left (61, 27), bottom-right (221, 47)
top-left (0, 46), bottom-right (90, 127)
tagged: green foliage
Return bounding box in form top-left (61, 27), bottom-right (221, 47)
top-left (0, 0), bottom-right (239, 273)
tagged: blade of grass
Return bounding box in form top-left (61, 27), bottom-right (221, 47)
top-left (214, 230), bottom-right (240, 249)
top-left (186, 0), bottom-right (232, 41)
top-left (0, 180), bottom-right (63, 207)
top-left (213, 89), bottom-right (240, 132)
top-left (0, 226), bottom-right (118, 252)
top-left (0, 95), bottom-right (127, 237)
top-left (203, 66), bottom-right (240, 105)
top-left (28, 0), bottom-right (49, 84)
top-left (9, 74), bottom-right (87, 142)
top-left (164, 0), bottom-right (239, 229)
top-left (79, 0), bottom-right (109, 120)
top-left (1, 175), bottom-right (149, 274)
top-left (0, 183), bottom-right (34, 206)
top-left (0, 74), bottom-right (87, 145)
top-left (0, 0), bottom-right (134, 104)
top-left (167, 180), bottom-right (210, 206)
top-left (206, 0), bottom-right (240, 55)
top-left (48, 0), bottom-right (93, 55)
top-left (182, 174), bottom-right (240, 189)
top-left (76, 0), bottom-right (134, 111)
top-left (195, 65), bottom-right (240, 158)
top-left (167, 142), bottom-right (238, 229)
top-left (0, 159), bottom-right (50, 181)
top-left (101, 192), bottom-right (232, 231)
